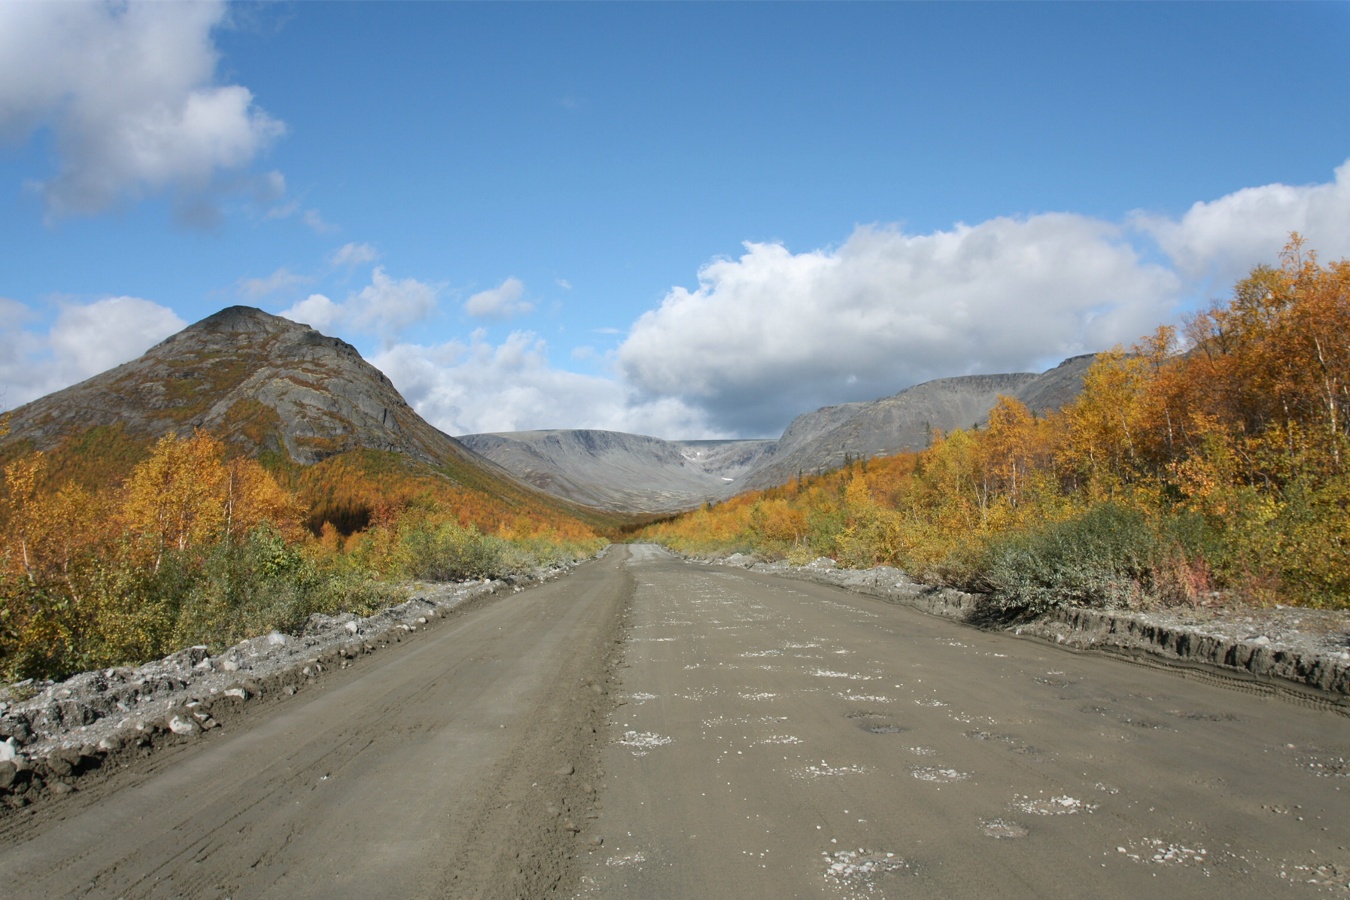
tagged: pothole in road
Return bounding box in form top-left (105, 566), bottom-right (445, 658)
top-left (1010, 794), bottom-right (1098, 815)
top-left (845, 710), bottom-right (888, 720)
top-left (964, 730), bottom-right (1041, 756)
top-left (910, 766), bottom-right (970, 783)
top-left (812, 669), bottom-right (878, 681)
top-left (980, 818), bottom-right (1029, 839)
top-left (823, 848), bottom-right (916, 894)
top-left (618, 731), bottom-right (673, 757)
top-left (1117, 838), bottom-right (1210, 868)
top-left (795, 761), bottom-right (871, 778)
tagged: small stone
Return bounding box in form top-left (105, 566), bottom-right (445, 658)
top-left (167, 714), bottom-right (199, 736)
top-left (344, 620), bottom-right (360, 635)
top-left (586, 835), bottom-right (604, 847)
top-left (220, 658), bottom-right (240, 673)
top-left (557, 764), bottom-right (575, 776)
top-left (0, 761), bottom-right (16, 789)
top-left (49, 780), bottom-right (75, 795)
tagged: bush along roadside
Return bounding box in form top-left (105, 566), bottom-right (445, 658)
top-left (0, 554), bottom-right (596, 812)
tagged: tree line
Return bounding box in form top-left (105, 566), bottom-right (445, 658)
top-left (644, 237), bottom-right (1350, 615)
top-left (0, 429), bottom-right (603, 681)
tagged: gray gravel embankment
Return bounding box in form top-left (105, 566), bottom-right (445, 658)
top-left (0, 559), bottom-right (588, 809)
top-left (696, 553), bottom-right (1350, 706)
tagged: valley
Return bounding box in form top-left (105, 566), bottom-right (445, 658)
top-left (460, 355), bottom-right (1097, 513)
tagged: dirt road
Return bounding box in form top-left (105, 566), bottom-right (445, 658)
top-left (580, 546), bottom-right (1348, 898)
top-left (0, 548), bottom-right (632, 898)
top-left (1, 545), bottom-right (1346, 898)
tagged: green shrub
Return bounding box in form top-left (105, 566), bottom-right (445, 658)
top-left (398, 520), bottom-right (511, 582)
top-left (976, 503), bottom-right (1163, 618)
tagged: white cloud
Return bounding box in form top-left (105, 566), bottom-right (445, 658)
top-left (617, 216), bottom-right (1181, 434)
top-left (303, 209), bottom-right (338, 234)
top-left (464, 277), bottom-right (534, 319)
top-left (373, 330), bottom-right (723, 438)
top-left (280, 293), bottom-right (343, 333)
top-left (0, 0), bottom-right (283, 222)
top-left (329, 242), bottom-right (379, 268)
top-left (355, 268), bottom-right (438, 338)
top-left (238, 267), bottom-right (310, 300)
top-left (1136, 159), bottom-right (1350, 290)
top-left (0, 296), bottom-right (186, 407)
top-left (278, 267), bottom-right (438, 345)
top-left (373, 163), bottom-right (1350, 440)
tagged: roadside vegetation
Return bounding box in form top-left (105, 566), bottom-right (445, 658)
top-left (0, 429), bottom-right (605, 681)
top-left (644, 238), bottom-right (1350, 617)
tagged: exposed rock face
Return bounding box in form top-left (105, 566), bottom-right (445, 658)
top-left (464, 355), bottom-right (1097, 510)
top-left (5, 306), bottom-right (480, 468)
top-left (458, 430), bottom-right (775, 514)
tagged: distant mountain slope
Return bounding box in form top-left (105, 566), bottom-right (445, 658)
top-left (464, 355), bottom-right (1097, 511)
top-left (0, 306), bottom-right (616, 533)
top-left (738, 354), bottom-right (1097, 491)
top-left (458, 430), bottom-right (774, 513)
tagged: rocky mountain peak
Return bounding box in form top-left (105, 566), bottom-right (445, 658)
top-left (2, 307), bottom-right (467, 469)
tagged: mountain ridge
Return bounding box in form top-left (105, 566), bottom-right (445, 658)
top-left (462, 354), bottom-right (1098, 512)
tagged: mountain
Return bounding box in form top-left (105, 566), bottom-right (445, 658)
top-left (462, 355), bottom-right (1097, 512)
top-left (5, 306), bottom-right (469, 467)
top-left (0, 307), bottom-right (617, 533)
top-left (736, 354), bottom-right (1097, 491)
top-left (458, 430), bottom-right (775, 513)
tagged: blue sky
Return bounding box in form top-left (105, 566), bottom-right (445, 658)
top-left (2, 2), bottom-right (1349, 439)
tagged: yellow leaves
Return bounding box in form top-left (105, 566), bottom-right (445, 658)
top-left (3, 452), bottom-right (48, 577)
top-left (121, 432), bottom-right (229, 569)
top-left (118, 431), bottom-right (303, 570)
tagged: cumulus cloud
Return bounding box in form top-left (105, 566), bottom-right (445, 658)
top-left (280, 293), bottom-right (343, 333)
top-left (464, 277), bottom-right (534, 320)
top-left (373, 330), bottom-right (724, 438)
top-left (366, 162), bottom-right (1350, 439)
top-left (278, 267), bottom-right (439, 345)
top-left (0, 296), bottom-right (185, 407)
top-left (0, 0), bottom-right (283, 222)
top-left (1136, 159), bottom-right (1350, 290)
top-left (617, 216), bottom-right (1182, 435)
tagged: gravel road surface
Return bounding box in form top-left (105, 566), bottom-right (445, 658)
top-left (0, 548), bottom-right (632, 898)
top-left (1, 544), bottom-right (1346, 898)
top-left (581, 545), bottom-right (1348, 898)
